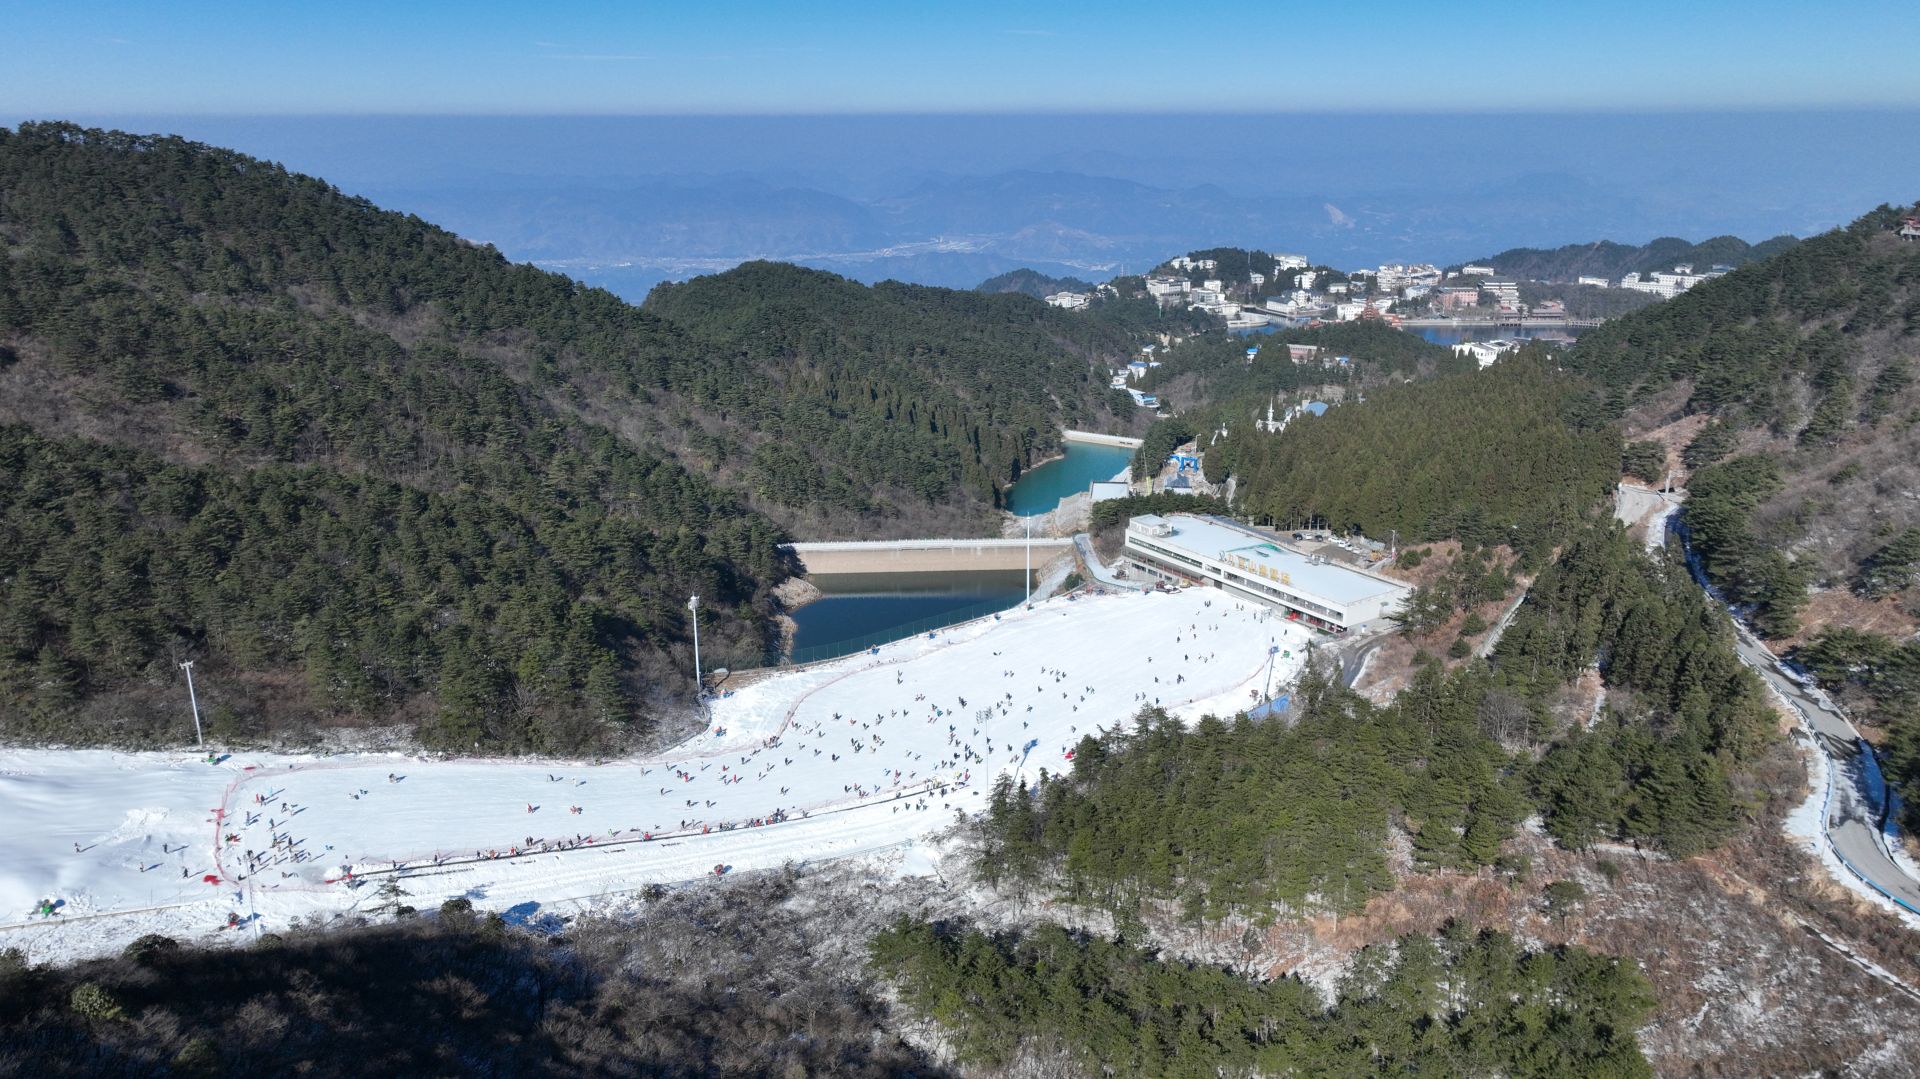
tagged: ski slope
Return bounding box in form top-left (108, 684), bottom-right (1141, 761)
top-left (0, 588), bottom-right (1309, 963)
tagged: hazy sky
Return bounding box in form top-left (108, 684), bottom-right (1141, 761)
top-left (6, 0), bottom-right (1916, 114)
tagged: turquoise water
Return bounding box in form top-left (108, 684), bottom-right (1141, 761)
top-left (1005, 441), bottom-right (1136, 517)
top-left (788, 570), bottom-right (1030, 663)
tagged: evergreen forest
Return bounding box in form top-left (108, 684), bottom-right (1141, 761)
top-left (1210, 356), bottom-right (1620, 554)
top-left (978, 528), bottom-right (1773, 923)
top-left (1562, 202), bottom-right (1920, 823)
top-left (870, 918), bottom-right (1656, 1078)
top-left (0, 122), bottom-right (1143, 747)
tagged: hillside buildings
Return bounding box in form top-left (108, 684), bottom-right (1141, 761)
top-left (1479, 280), bottom-right (1521, 307)
top-left (1123, 514), bottom-right (1410, 633)
top-left (1451, 338), bottom-right (1521, 368)
top-left (1618, 265), bottom-right (1722, 298)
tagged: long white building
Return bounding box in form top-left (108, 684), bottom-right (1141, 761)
top-left (1122, 514), bottom-right (1411, 633)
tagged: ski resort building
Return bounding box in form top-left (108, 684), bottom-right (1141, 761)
top-left (1122, 514), bottom-right (1411, 633)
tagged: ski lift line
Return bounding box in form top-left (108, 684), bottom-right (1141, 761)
top-left (204, 599), bottom-right (1049, 885)
top-left (305, 640), bottom-right (1286, 884)
top-left (281, 637), bottom-right (1291, 884)
top-left (348, 779), bottom-right (969, 882)
top-left (530, 836), bottom-right (937, 912)
top-left (0, 897), bottom-right (207, 935)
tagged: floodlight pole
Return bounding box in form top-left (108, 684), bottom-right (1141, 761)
top-left (180, 660), bottom-right (204, 748)
top-left (1024, 518), bottom-right (1032, 605)
top-left (687, 594), bottom-right (702, 698)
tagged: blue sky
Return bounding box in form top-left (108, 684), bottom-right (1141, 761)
top-left (4, 0), bottom-right (1916, 114)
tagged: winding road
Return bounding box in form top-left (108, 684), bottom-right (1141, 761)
top-left (1728, 623), bottom-right (1920, 914)
top-left (1646, 486), bottom-right (1920, 917)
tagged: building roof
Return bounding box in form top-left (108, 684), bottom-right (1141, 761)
top-left (1130, 515), bottom-right (1405, 606)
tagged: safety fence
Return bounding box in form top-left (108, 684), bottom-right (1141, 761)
top-left (1681, 514), bottom-right (1920, 918)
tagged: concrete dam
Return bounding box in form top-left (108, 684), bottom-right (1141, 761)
top-left (786, 537), bottom-right (1075, 575)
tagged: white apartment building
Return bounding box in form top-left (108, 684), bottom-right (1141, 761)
top-left (1375, 263), bottom-right (1442, 291)
top-left (1453, 339), bottom-right (1520, 368)
top-left (1270, 254), bottom-right (1309, 270)
top-left (1619, 265), bottom-right (1725, 299)
top-left (1480, 279), bottom-right (1520, 302)
top-left (1576, 275), bottom-right (1610, 288)
top-left (1123, 514), bottom-right (1411, 633)
top-left (1044, 291), bottom-right (1090, 309)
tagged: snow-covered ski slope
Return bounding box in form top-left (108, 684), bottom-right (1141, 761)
top-left (0, 588), bottom-right (1309, 962)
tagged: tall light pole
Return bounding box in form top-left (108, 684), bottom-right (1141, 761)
top-left (1024, 517), bottom-right (1032, 605)
top-left (179, 660), bottom-right (204, 748)
top-left (686, 594), bottom-right (702, 697)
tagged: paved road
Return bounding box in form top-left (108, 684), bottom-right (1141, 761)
top-left (1613, 481), bottom-right (1684, 551)
top-left (1072, 533), bottom-right (1148, 591)
top-left (1726, 623), bottom-right (1920, 913)
top-left (1332, 631), bottom-right (1390, 689)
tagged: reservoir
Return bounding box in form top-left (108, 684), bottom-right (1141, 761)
top-left (1004, 441), bottom-right (1135, 517)
top-left (788, 569), bottom-right (1031, 663)
top-left (1411, 325), bottom-right (1586, 346)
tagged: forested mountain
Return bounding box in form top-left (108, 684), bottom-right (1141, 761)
top-left (1210, 355), bottom-right (1620, 555)
top-left (1467, 233), bottom-right (1800, 282)
top-left (974, 267), bottom-right (1094, 298)
top-left (0, 122), bottom-right (1139, 749)
top-left (979, 525), bottom-right (1773, 924)
top-left (1559, 201), bottom-right (1920, 827)
top-left (643, 261), bottom-right (1138, 519)
top-left (1564, 206), bottom-right (1920, 635)
top-left (1136, 319), bottom-right (1461, 414)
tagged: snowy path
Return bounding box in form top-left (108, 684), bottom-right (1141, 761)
top-left (0, 588), bottom-right (1308, 963)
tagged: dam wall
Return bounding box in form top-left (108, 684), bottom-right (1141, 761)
top-left (1061, 429), bottom-right (1145, 449)
top-left (787, 537), bottom-right (1074, 575)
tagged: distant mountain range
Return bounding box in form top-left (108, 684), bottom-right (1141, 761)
top-left (378, 169), bottom-right (1844, 301)
top-left (63, 112), bottom-right (1919, 300)
top-left (372, 170), bottom-right (1328, 296)
top-left (1464, 235), bottom-right (1801, 282)
top-left (364, 170), bottom-right (1840, 300)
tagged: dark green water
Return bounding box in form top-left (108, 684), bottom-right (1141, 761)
top-left (788, 569), bottom-right (1031, 662)
top-left (1412, 326), bottom-right (1585, 345)
top-left (1005, 441), bottom-right (1136, 517)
